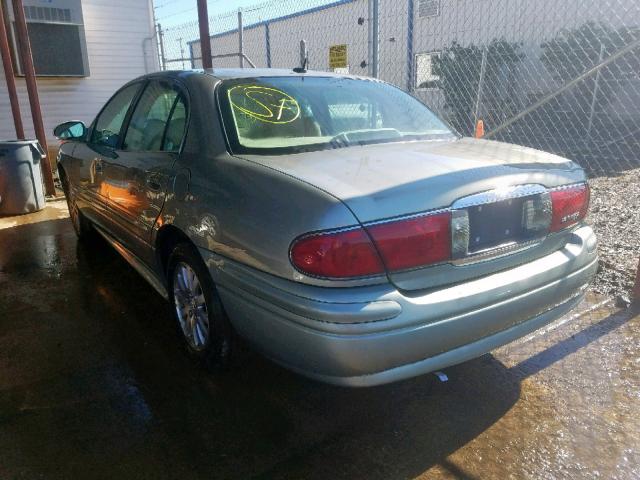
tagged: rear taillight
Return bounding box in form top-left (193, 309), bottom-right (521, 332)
top-left (550, 183), bottom-right (589, 232)
top-left (367, 212), bottom-right (452, 271)
top-left (290, 228), bottom-right (384, 278)
top-left (291, 183), bottom-right (587, 279)
top-left (289, 211), bottom-right (452, 278)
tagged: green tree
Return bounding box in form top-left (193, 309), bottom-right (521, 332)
top-left (540, 22), bottom-right (640, 121)
top-left (432, 39), bottom-right (524, 135)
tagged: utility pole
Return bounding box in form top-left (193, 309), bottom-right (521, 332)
top-left (197, 0), bottom-right (212, 69)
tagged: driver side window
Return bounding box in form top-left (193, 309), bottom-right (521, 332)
top-left (90, 83), bottom-right (141, 148)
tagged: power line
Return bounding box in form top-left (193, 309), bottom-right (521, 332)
top-left (153, 0), bottom-right (182, 10)
top-left (156, 7), bottom-right (197, 20)
top-left (154, 0), bottom-right (226, 10)
top-left (153, 0), bottom-right (229, 22)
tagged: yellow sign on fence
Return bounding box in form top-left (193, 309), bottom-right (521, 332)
top-left (329, 44), bottom-right (348, 69)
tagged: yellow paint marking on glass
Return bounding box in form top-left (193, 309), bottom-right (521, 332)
top-left (228, 85), bottom-right (301, 124)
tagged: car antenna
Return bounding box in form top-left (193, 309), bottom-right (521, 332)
top-left (293, 40), bottom-right (308, 73)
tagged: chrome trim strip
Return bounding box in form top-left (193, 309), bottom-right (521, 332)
top-left (450, 183), bottom-right (552, 265)
top-left (451, 239), bottom-right (541, 265)
top-left (549, 182), bottom-right (589, 192)
top-left (363, 207), bottom-right (452, 227)
top-left (451, 184), bottom-right (547, 209)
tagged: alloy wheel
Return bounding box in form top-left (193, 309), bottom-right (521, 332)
top-left (173, 262), bottom-right (210, 351)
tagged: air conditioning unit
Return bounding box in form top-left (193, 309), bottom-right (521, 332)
top-left (4, 0), bottom-right (90, 76)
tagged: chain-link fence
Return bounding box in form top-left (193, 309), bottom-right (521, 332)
top-left (157, 0), bottom-right (640, 176)
top-left (157, 0), bottom-right (640, 298)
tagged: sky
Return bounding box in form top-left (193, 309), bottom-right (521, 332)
top-left (153, 0), bottom-right (328, 30)
top-left (154, 0), bottom-right (259, 28)
top-left (153, 0), bottom-right (330, 63)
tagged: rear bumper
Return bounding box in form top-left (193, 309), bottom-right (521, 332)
top-left (202, 226), bottom-right (598, 387)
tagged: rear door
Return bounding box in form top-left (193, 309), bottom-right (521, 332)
top-left (101, 79), bottom-right (188, 263)
top-left (71, 82), bottom-right (143, 225)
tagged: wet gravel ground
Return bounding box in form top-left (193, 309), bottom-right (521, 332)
top-left (588, 168), bottom-right (640, 301)
top-left (0, 203), bottom-right (639, 479)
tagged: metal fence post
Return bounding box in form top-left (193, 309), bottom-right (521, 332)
top-left (265, 22), bottom-right (271, 68)
top-left (157, 23), bottom-right (166, 71)
top-left (586, 41), bottom-right (605, 138)
top-left (371, 0), bottom-right (379, 78)
top-left (238, 9), bottom-right (244, 68)
top-left (406, 0), bottom-right (414, 91)
top-left (178, 37), bottom-right (185, 69)
top-left (474, 45), bottom-right (488, 127)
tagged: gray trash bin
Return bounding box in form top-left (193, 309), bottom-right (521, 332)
top-left (0, 140), bottom-right (47, 216)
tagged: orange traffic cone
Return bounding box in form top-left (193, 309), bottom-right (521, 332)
top-left (474, 119), bottom-right (485, 138)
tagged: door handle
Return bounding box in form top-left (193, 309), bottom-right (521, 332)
top-left (146, 176), bottom-right (162, 191)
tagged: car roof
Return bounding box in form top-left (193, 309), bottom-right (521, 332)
top-left (136, 68), bottom-right (376, 83)
top-left (203, 68), bottom-right (369, 80)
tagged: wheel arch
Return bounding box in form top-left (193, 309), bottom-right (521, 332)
top-left (155, 224), bottom-right (197, 280)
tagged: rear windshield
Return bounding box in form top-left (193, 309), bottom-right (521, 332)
top-left (218, 76), bottom-right (455, 155)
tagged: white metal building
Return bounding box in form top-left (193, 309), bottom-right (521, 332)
top-left (188, 0), bottom-right (639, 116)
top-left (0, 0), bottom-right (158, 146)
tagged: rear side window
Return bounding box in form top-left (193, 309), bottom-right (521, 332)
top-left (123, 81), bottom-right (187, 152)
top-left (91, 83), bottom-right (141, 148)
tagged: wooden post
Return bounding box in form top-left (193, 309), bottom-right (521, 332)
top-left (633, 257), bottom-right (640, 305)
top-left (197, 0), bottom-right (212, 69)
top-left (12, 0), bottom-right (56, 196)
top-left (0, 2), bottom-right (24, 139)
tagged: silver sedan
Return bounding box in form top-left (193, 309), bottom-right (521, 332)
top-left (54, 69), bottom-right (597, 386)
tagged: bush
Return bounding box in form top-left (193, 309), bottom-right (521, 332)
top-left (432, 39), bottom-right (524, 135)
top-left (540, 22), bottom-right (640, 123)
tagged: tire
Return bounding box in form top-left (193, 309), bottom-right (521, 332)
top-left (60, 170), bottom-right (93, 239)
top-left (168, 243), bottom-right (233, 370)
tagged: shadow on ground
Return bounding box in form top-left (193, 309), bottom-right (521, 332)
top-left (0, 217), bottom-right (519, 479)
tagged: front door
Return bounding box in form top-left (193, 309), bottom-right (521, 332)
top-left (73, 82), bottom-right (143, 228)
top-left (101, 80), bottom-right (188, 264)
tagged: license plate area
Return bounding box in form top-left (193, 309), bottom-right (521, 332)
top-left (467, 198), bottom-right (528, 253)
top-left (451, 185), bottom-right (552, 263)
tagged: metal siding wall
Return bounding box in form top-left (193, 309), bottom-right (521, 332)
top-left (266, 2), bottom-right (370, 74)
top-left (0, 0), bottom-right (158, 143)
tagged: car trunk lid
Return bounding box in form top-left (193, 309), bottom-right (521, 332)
top-left (239, 137), bottom-right (587, 290)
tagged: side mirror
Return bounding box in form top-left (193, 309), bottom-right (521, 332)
top-left (53, 121), bottom-right (87, 140)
